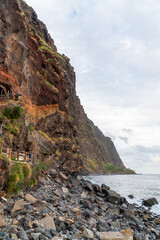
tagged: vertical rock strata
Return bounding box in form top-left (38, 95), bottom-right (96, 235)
top-left (0, 0), bottom-right (131, 174)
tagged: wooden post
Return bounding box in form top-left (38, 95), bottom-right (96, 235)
top-left (9, 148), bottom-right (11, 161)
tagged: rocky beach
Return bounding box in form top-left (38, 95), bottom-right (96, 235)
top-left (0, 1), bottom-right (160, 239)
top-left (0, 170), bottom-right (160, 240)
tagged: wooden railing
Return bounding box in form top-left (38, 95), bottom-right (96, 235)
top-left (0, 142), bottom-right (34, 164)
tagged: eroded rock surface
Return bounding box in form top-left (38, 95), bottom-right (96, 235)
top-left (0, 0), bottom-right (134, 175)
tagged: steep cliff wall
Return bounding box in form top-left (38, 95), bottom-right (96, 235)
top-left (0, 0), bottom-right (133, 175)
top-left (56, 51), bottom-right (129, 174)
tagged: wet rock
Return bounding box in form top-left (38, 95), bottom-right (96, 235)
top-left (106, 190), bottom-right (122, 204)
top-left (101, 184), bottom-right (110, 194)
top-left (81, 180), bottom-right (93, 192)
top-left (93, 184), bottom-right (101, 193)
top-left (142, 198), bottom-right (158, 207)
top-left (128, 195), bottom-right (134, 199)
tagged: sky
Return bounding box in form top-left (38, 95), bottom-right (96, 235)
top-left (25, 0), bottom-right (160, 174)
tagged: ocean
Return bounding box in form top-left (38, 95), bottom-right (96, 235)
top-left (84, 174), bottom-right (160, 215)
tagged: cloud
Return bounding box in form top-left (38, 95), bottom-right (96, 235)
top-left (119, 136), bottom-right (128, 144)
top-left (123, 128), bottom-right (133, 135)
top-left (132, 145), bottom-right (160, 154)
top-left (25, 0), bottom-right (160, 173)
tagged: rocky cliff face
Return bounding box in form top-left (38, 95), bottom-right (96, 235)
top-left (0, 0), bottom-right (132, 175)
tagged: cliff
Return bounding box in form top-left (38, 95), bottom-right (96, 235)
top-left (0, 0), bottom-right (134, 179)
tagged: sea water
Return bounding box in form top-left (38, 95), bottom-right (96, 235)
top-left (84, 174), bottom-right (160, 215)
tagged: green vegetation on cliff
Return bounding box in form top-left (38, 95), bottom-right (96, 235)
top-left (5, 162), bottom-right (31, 194)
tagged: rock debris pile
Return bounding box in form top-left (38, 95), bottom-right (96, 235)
top-left (0, 171), bottom-right (160, 239)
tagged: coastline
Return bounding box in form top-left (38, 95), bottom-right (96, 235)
top-left (0, 170), bottom-right (160, 239)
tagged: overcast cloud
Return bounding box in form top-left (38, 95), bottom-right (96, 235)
top-left (25, 0), bottom-right (160, 174)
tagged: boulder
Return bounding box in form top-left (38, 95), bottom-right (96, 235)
top-left (106, 190), bottom-right (122, 204)
top-left (62, 187), bottom-right (69, 194)
top-left (121, 208), bottom-right (139, 223)
top-left (121, 228), bottom-right (133, 240)
top-left (98, 232), bottom-right (127, 240)
top-left (25, 194), bottom-right (37, 204)
top-left (101, 184), bottom-right (110, 194)
top-left (109, 220), bottom-right (121, 228)
top-left (83, 209), bottom-right (92, 219)
top-left (49, 169), bottom-right (57, 178)
top-left (0, 214), bottom-right (6, 227)
top-left (81, 180), bottom-right (93, 192)
top-left (17, 230), bottom-right (29, 240)
top-left (40, 216), bottom-right (56, 230)
top-left (142, 198), bottom-right (158, 207)
top-left (10, 233), bottom-right (18, 240)
top-left (128, 195), bottom-right (134, 199)
top-left (59, 172), bottom-right (68, 180)
top-left (79, 199), bottom-right (92, 210)
top-left (83, 228), bottom-right (94, 239)
top-left (81, 191), bottom-right (88, 198)
top-left (12, 199), bottom-right (24, 212)
top-left (51, 237), bottom-right (64, 240)
top-left (93, 184), bottom-right (101, 193)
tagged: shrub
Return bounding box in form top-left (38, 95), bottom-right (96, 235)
top-left (28, 123), bottom-right (34, 135)
top-left (5, 162), bottom-right (31, 195)
top-left (22, 163), bottom-right (32, 181)
top-left (3, 108), bottom-right (12, 119)
top-left (4, 122), bottom-right (11, 130)
top-left (12, 106), bottom-right (22, 119)
top-left (2, 106), bottom-right (22, 120)
top-left (10, 126), bottom-right (19, 135)
top-left (5, 172), bottom-right (19, 194)
top-left (103, 162), bottom-right (125, 174)
top-left (35, 159), bottom-right (48, 172)
top-left (28, 177), bottom-right (37, 188)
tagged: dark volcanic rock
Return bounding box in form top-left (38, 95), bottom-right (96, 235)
top-left (142, 198), bottom-right (158, 207)
top-left (105, 189), bottom-right (122, 204)
top-left (128, 195), bottom-right (134, 199)
top-left (101, 184), bottom-right (110, 194)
